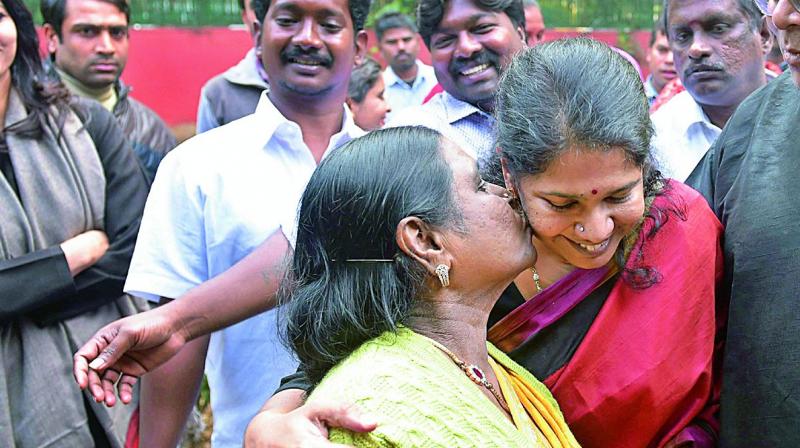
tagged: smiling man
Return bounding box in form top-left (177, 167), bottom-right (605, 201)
top-left (120, 0), bottom-right (368, 446)
top-left (41, 0), bottom-right (176, 182)
top-left (687, 0), bottom-right (800, 444)
top-left (389, 0), bottom-right (526, 176)
top-left (650, 0), bottom-right (771, 182)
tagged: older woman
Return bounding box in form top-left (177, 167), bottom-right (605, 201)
top-left (0, 0), bottom-right (148, 446)
top-left (283, 126), bottom-right (577, 447)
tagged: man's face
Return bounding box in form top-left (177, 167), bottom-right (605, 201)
top-left (379, 27), bottom-right (419, 73)
top-left (524, 5), bottom-right (545, 44)
top-left (258, 0), bottom-right (361, 100)
top-left (46, 0), bottom-right (129, 89)
top-left (646, 30), bottom-right (676, 92)
top-left (428, 0), bottom-right (525, 111)
top-left (770, 0), bottom-right (800, 86)
top-left (667, 0), bottom-right (768, 108)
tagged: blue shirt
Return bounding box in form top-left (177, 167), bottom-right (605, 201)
top-left (388, 91), bottom-right (496, 172)
top-left (382, 60), bottom-right (438, 122)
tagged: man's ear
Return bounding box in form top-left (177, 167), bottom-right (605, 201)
top-left (354, 30), bottom-right (368, 66)
top-left (516, 26), bottom-right (527, 47)
top-left (759, 16), bottom-right (774, 56)
top-left (42, 23), bottom-right (60, 56)
top-left (396, 216), bottom-right (451, 276)
top-left (251, 20), bottom-right (263, 50)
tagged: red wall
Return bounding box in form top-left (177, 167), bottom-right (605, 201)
top-left (115, 27), bottom-right (651, 127)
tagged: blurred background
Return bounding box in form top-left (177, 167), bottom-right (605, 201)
top-left (23, 0), bottom-right (665, 141)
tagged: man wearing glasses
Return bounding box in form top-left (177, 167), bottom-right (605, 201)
top-left (688, 1), bottom-right (800, 445)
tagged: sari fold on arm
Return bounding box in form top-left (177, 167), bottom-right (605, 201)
top-left (489, 181), bottom-right (723, 448)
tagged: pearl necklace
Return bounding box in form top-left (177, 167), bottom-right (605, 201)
top-left (423, 336), bottom-right (511, 413)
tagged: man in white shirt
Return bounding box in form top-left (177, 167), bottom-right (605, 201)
top-left (651, 0), bottom-right (771, 181)
top-left (375, 12), bottom-right (438, 120)
top-left (123, 0), bottom-right (367, 446)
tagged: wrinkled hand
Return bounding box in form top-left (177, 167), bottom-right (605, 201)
top-left (244, 401), bottom-right (377, 448)
top-left (73, 307), bottom-right (187, 407)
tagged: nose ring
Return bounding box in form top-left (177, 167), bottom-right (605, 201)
top-left (575, 223), bottom-right (585, 233)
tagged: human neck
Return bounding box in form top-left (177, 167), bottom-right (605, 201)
top-left (700, 102), bottom-right (741, 129)
top-left (395, 62), bottom-right (418, 84)
top-left (56, 67), bottom-right (117, 111)
top-left (407, 296), bottom-right (492, 365)
top-left (268, 89), bottom-right (345, 163)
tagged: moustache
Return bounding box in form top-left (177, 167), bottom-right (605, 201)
top-left (684, 62), bottom-right (725, 77)
top-left (280, 46), bottom-right (333, 68)
top-left (449, 50), bottom-right (500, 77)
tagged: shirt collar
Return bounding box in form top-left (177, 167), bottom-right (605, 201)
top-left (384, 60), bottom-right (431, 88)
top-left (644, 75), bottom-right (659, 100)
top-left (223, 48), bottom-right (269, 89)
top-left (671, 90), bottom-right (720, 133)
top-left (253, 91), bottom-right (363, 153)
top-left (437, 91), bottom-right (492, 125)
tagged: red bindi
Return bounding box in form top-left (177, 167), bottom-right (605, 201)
top-left (591, 189), bottom-right (598, 195)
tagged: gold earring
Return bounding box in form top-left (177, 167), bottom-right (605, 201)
top-left (435, 264), bottom-right (450, 287)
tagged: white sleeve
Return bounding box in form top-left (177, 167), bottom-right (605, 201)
top-left (124, 147), bottom-right (209, 302)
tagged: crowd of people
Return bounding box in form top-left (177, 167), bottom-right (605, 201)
top-left (0, 0), bottom-right (796, 446)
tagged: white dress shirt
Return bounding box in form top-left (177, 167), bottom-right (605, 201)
top-left (651, 90), bottom-right (722, 181)
top-left (125, 91), bottom-right (362, 448)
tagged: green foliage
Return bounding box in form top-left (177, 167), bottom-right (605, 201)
top-left (22, 0), bottom-right (662, 29)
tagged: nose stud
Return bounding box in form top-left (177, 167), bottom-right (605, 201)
top-left (575, 223), bottom-right (585, 233)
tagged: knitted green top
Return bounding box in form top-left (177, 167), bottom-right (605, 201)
top-left (307, 327), bottom-right (575, 447)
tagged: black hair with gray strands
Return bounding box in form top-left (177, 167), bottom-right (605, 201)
top-left (662, 0), bottom-right (763, 33)
top-left (417, 0), bottom-right (525, 47)
top-left (40, 0), bottom-right (130, 38)
top-left (281, 126), bottom-right (462, 386)
top-left (495, 38), bottom-right (677, 288)
top-left (347, 58), bottom-right (382, 103)
top-left (375, 11), bottom-right (418, 41)
top-left (252, 0), bottom-right (371, 31)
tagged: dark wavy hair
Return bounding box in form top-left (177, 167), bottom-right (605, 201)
top-left (252, 0), bottom-right (370, 32)
top-left (40, 0), bottom-right (131, 38)
top-left (495, 38), bottom-right (680, 288)
top-left (3, 0), bottom-right (71, 138)
top-left (282, 126), bottom-right (461, 385)
top-left (417, 0), bottom-right (525, 47)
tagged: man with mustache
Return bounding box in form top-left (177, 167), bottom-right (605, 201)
top-left (112, 0), bottom-right (369, 446)
top-left (41, 0), bottom-right (176, 182)
top-left (196, 0), bottom-right (269, 133)
top-left (375, 12), bottom-right (437, 121)
top-left (650, 0), bottom-right (772, 182)
top-left (389, 0), bottom-right (526, 175)
top-left (687, 0), bottom-right (800, 445)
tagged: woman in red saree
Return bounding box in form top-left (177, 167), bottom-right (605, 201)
top-left (489, 38), bottom-right (724, 447)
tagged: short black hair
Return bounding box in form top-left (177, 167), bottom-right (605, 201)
top-left (347, 58), bottom-right (382, 103)
top-left (649, 12), bottom-right (667, 47)
top-left (375, 11), bottom-right (417, 41)
top-left (252, 0), bottom-right (370, 32)
top-left (418, 0), bottom-right (525, 48)
top-left (662, 0), bottom-right (763, 33)
top-left (40, 0), bottom-right (131, 38)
